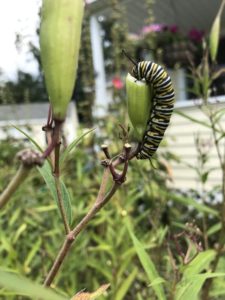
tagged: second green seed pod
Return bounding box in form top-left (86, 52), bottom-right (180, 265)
top-left (40, 0), bottom-right (84, 121)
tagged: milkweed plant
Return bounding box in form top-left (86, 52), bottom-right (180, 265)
top-left (1, 0), bottom-right (225, 299)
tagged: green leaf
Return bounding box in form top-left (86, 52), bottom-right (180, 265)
top-left (201, 171), bottom-right (209, 184)
top-left (0, 270), bottom-right (68, 300)
top-left (38, 162), bottom-right (72, 225)
top-left (60, 128), bottom-right (95, 166)
top-left (182, 250), bottom-right (216, 278)
top-left (115, 268), bottom-right (137, 300)
top-left (217, 132), bottom-right (225, 143)
top-left (24, 238), bottom-right (42, 273)
top-left (175, 273), bottom-right (225, 300)
top-left (125, 218), bottom-right (166, 300)
top-left (12, 124), bottom-right (51, 166)
top-left (87, 260), bottom-right (112, 282)
top-left (174, 110), bottom-right (222, 134)
top-left (209, 0), bottom-right (225, 61)
top-left (11, 124), bottom-right (44, 153)
top-left (176, 251), bottom-right (218, 300)
top-left (169, 193), bottom-right (218, 216)
top-left (0, 233), bottom-right (17, 259)
top-left (212, 107), bottom-right (225, 124)
top-left (137, 293), bottom-right (144, 300)
top-left (212, 68), bottom-right (225, 81)
top-left (207, 223), bottom-right (222, 236)
top-left (149, 277), bottom-right (166, 288)
top-left (117, 252), bottom-right (136, 279)
top-left (13, 223), bottom-right (27, 244)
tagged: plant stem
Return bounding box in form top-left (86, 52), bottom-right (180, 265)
top-left (46, 129), bottom-right (55, 167)
top-left (201, 109), bottom-right (225, 300)
top-left (96, 167), bottom-right (111, 203)
top-left (0, 165), bottom-right (31, 209)
top-left (43, 144), bottom-right (139, 287)
top-left (44, 182), bottom-right (119, 287)
top-left (53, 121), bottom-right (70, 234)
top-left (54, 175), bottom-right (70, 234)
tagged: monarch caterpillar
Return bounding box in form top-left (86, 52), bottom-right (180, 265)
top-left (125, 53), bottom-right (175, 160)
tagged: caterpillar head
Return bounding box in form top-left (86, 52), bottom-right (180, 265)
top-left (132, 65), bottom-right (139, 79)
top-left (132, 62), bottom-right (147, 81)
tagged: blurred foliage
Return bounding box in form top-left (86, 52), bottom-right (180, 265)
top-left (76, 8), bottom-right (95, 126)
top-left (1, 2), bottom-right (225, 300)
top-left (0, 20), bottom-right (48, 105)
top-left (0, 132), bottom-right (168, 299)
top-left (0, 112), bottom-right (225, 299)
top-left (0, 71), bottom-right (48, 105)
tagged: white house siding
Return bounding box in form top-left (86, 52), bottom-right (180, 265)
top-left (163, 100), bottom-right (225, 190)
top-left (0, 102), bottom-right (79, 147)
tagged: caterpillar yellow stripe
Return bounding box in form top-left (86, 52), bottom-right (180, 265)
top-left (127, 61), bottom-right (175, 159)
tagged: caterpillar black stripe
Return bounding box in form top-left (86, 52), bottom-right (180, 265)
top-left (132, 61), bottom-right (175, 159)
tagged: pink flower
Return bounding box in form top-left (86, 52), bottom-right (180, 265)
top-left (112, 76), bottom-right (124, 90)
top-left (141, 24), bottom-right (165, 34)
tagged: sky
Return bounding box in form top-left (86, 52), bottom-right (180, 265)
top-left (0, 0), bottom-right (41, 81)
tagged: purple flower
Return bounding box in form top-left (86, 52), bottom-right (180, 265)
top-left (188, 28), bottom-right (204, 42)
top-left (168, 24), bottom-right (179, 33)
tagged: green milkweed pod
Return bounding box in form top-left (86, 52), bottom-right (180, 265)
top-left (209, 0), bottom-right (225, 62)
top-left (126, 73), bottom-right (153, 141)
top-left (40, 0), bottom-right (84, 121)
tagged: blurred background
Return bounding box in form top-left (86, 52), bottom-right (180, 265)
top-left (1, 0), bottom-right (225, 299)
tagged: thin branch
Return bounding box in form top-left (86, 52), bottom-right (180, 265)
top-left (0, 149), bottom-right (44, 209)
top-left (96, 167), bottom-right (111, 203)
top-left (43, 143), bottom-right (140, 287)
top-left (45, 129), bottom-right (55, 167)
top-left (44, 182), bottom-right (119, 287)
top-left (42, 120), bottom-right (63, 159)
top-left (54, 176), bottom-right (70, 234)
top-left (53, 121), bottom-right (70, 234)
top-left (209, 111), bottom-right (224, 169)
top-left (201, 108), bottom-right (225, 299)
top-left (0, 165), bottom-right (31, 209)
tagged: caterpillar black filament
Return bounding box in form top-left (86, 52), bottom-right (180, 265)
top-left (131, 61), bottom-right (175, 159)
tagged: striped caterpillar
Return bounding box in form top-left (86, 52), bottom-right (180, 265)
top-left (125, 55), bottom-right (175, 159)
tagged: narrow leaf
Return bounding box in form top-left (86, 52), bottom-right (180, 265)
top-left (169, 193), bottom-right (218, 216)
top-left (11, 124), bottom-right (44, 153)
top-left (207, 223), bottom-right (222, 236)
top-left (175, 273), bottom-right (225, 300)
top-left (125, 218), bottom-right (166, 300)
top-left (115, 268), bottom-right (137, 300)
top-left (0, 270), bottom-right (68, 300)
top-left (149, 277), bottom-right (166, 288)
top-left (175, 110), bottom-right (222, 134)
top-left (212, 107), bottom-right (225, 124)
top-left (12, 124), bottom-right (52, 166)
top-left (182, 250), bottom-right (216, 278)
top-left (38, 162), bottom-right (72, 225)
top-left (209, 0), bottom-right (225, 61)
top-left (60, 128), bottom-right (95, 166)
top-left (24, 238), bottom-right (42, 273)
